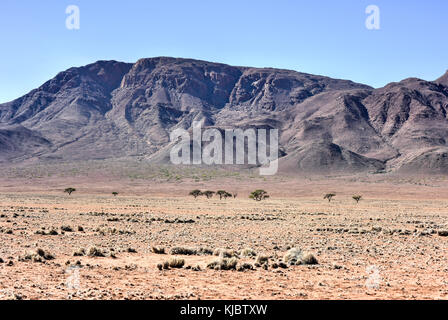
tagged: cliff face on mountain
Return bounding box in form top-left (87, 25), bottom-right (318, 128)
top-left (1, 57), bottom-right (448, 174)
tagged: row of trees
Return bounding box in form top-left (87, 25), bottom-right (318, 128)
top-left (189, 190), bottom-right (237, 200)
top-left (324, 193), bottom-right (363, 204)
top-left (189, 189), bottom-right (270, 201)
top-left (65, 187), bottom-right (361, 204)
top-left (190, 190), bottom-right (362, 203)
top-left (64, 188), bottom-right (119, 197)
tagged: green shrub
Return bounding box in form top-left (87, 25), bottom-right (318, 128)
top-left (324, 193), bottom-right (336, 202)
top-left (203, 191), bottom-right (215, 199)
top-left (64, 188), bottom-right (76, 195)
top-left (249, 190), bottom-right (269, 201)
top-left (216, 190), bottom-right (232, 200)
top-left (189, 190), bottom-right (202, 199)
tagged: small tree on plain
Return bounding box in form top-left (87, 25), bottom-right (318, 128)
top-left (324, 193), bottom-right (336, 202)
top-left (112, 192), bottom-right (119, 197)
top-left (203, 191), bottom-right (215, 199)
top-left (64, 188), bottom-right (76, 196)
top-left (216, 190), bottom-right (232, 200)
top-left (352, 195), bottom-right (362, 204)
top-left (249, 190), bottom-right (269, 201)
top-left (189, 189), bottom-right (202, 199)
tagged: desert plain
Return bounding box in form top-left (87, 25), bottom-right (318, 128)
top-left (0, 162), bottom-right (447, 300)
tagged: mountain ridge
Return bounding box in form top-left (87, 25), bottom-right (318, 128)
top-left (1, 57), bottom-right (448, 174)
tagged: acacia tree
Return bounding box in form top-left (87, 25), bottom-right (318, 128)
top-left (249, 190), bottom-right (269, 201)
top-left (189, 189), bottom-right (202, 199)
top-left (112, 192), bottom-right (119, 197)
top-left (203, 191), bottom-right (215, 199)
top-left (216, 190), bottom-right (232, 200)
top-left (352, 195), bottom-right (362, 204)
top-left (64, 188), bottom-right (76, 196)
top-left (324, 193), bottom-right (336, 202)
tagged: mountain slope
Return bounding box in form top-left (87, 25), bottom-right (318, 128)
top-left (1, 57), bottom-right (447, 174)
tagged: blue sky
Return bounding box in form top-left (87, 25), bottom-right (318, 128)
top-left (0, 0), bottom-right (447, 103)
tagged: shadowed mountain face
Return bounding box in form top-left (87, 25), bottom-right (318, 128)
top-left (1, 57), bottom-right (448, 174)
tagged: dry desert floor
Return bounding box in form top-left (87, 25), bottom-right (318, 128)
top-left (0, 170), bottom-right (448, 300)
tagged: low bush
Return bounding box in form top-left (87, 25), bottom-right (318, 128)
top-left (151, 246), bottom-right (166, 254)
top-left (168, 257), bottom-right (185, 268)
top-left (207, 257), bottom-right (239, 270)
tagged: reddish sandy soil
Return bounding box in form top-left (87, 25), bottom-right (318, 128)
top-left (0, 173), bottom-right (448, 300)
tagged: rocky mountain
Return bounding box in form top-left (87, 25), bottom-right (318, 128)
top-left (1, 57), bottom-right (448, 174)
